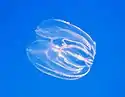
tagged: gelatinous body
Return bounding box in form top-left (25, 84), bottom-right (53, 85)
top-left (26, 19), bottom-right (96, 80)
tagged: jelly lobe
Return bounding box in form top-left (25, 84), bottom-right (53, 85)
top-left (26, 38), bottom-right (92, 80)
top-left (35, 19), bottom-right (96, 62)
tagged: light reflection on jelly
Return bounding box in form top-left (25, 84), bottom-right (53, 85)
top-left (26, 19), bottom-right (96, 80)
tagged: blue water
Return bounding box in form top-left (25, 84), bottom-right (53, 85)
top-left (0, 0), bottom-right (125, 97)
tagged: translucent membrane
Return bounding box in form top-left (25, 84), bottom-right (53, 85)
top-left (26, 19), bottom-right (96, 80)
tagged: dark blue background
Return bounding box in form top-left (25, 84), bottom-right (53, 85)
top-left (0, 0), bottom-right (125, 97)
